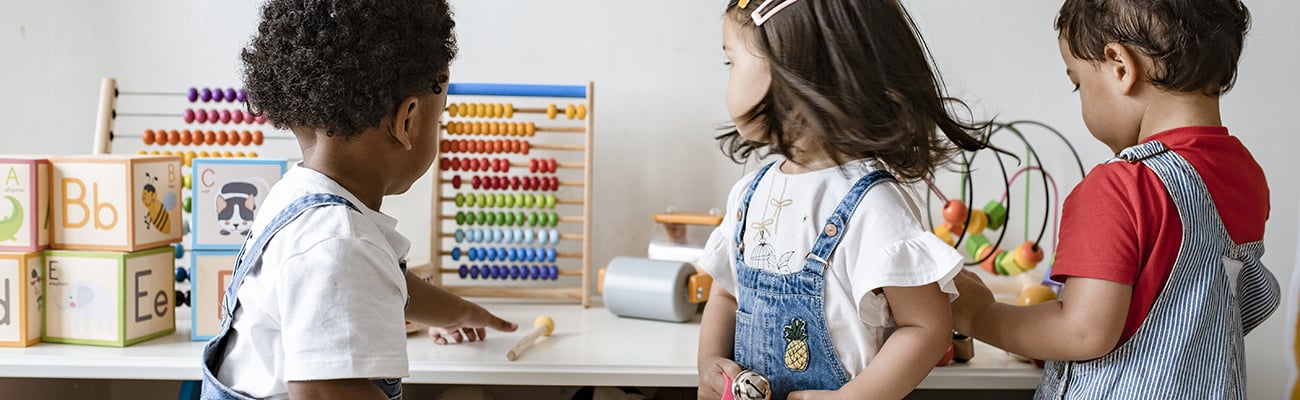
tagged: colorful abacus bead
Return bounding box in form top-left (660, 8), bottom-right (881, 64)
top-left (188, 88), bottom-right (200, 102)
top-left (459, 265), bottom-right (469, 278)
top-left (469, 265), bottom-right (481, 279)
top-left (451, 247), bottom-right (462, 261)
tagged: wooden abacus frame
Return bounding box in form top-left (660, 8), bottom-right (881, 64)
top-left (429, 82), bottom-right (595, 307)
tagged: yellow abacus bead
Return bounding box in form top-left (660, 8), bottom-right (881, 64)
top-left (476, 103), bottom-right (487, 118)
top-left (546, 104), bottom-right (558, 120)
top-left (504, 104), bottom-right (515, 119)
top-left (149, 150), bottom-right (160, 155)
top-left (565, 104), bottom-right (576, 120)
top-left (492, 103), bottom-right (504, 118)
top-left (235, 151), bottom-right (246, 158)
top-left (447, 103), bottom-right (459, 117)
top-left (492, 122), bottom-right (504, 136)
top-left (966, 209), bottom-right (989, 235)
top-left (507, 122), bottom-right (518, 136)
top-left (576, 105), bottom-right (588, 120)
top-left (137, 150), bottom-right (147, 155)
top-left (199, 151), bottom-right (211, 158)
top-left (526, 122), bottom-right (537, 137)
top-left (223, 151), bottom-right (234, 158)
top-left (248, 152), bottom-right (259, 158)
top-left (448, 122), bottom-right (460, 135)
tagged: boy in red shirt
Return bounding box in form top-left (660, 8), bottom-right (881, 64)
top-left (951, 0), bottom-right (1281, 398)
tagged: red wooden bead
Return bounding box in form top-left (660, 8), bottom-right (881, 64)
top-left (480, 158), bottom-right (491, 172)
top-left (207, 109), bottom-right (220, 124)
top-left (522, 176), bottom-right (535, 190)
top-left (204, 131), bottom-right (217, 145)
top-left (499, 158), bottom-right (509, 173)
top-left (472, 176), bottom-right (482, 190)
top-left (196, 110), bottom-right (209, 123)
top-left (943, 200), bottom-right (968, 226)
top-left (166, 130), bottom-right (179, 145)
top-left (219, 109), bottom-right (232, 124)
top-left (547, 158), bottom-right (557, 173)
top-left (521, 141), bottom-right (530, 155)
top-left (227, 130), bottom-right (241, 145)
top-left (451, 175), bottom-right (462, 189)
top-left (510, 177), bottom-right (521, 190)
top-left (469, 158), bottom-right (480, 172)
top-left (530, 158), bottom-right (539, 173)
top-left (216, 130), bottom-right (229, 145)
top-left (440, 158), bottom-right (451, 171)
top-left (252, 130), bottom-right (264, 145)
top-left (550, 177), bottom-right (560, 191)
top-left (142, 130), bottom-right (156, 145)
top-left (179, 130), bottom-right (193, 145)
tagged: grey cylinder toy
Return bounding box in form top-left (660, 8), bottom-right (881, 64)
top-left (603, 257), bottom-right (697, 322)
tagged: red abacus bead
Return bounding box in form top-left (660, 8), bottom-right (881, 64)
top-left (166, 130), bottom-right (179, 145)
top-left (479, 158), bottom-right (490, 172)
top-left (207, 109), bottom-right (220, 123)
top-left (219, 110), bottom-right (232, 124)
top-left (180, 130), bottom-right (193, 145)
top-left (255, 115), bottom-right (267, 124)
top-left (439, 158), bottom-right (451, 171)
top-left (252, 130), bottom-right (264, 145)
top-left (450, 157), bottom-right (461, 171)
top-left (547, 158), bottom-right (557, 173)
top-left (227, 130), bottom-right (241, 145)
top-left (240, 130), bottom-right (252, 145)
top-left (469, 158), bottom-right (480, 172)
top-left (440, 140), bottom-right (450, 153)
top-left (142, 130), bottom-right (156, 145)
top-left (522, 176), bottom-right (535, 190)
top-left (540, 177), bottom-right (552, 191)
top-left (552, 177), bottom-right (560, 191)
top-left (451, 175), bottom-right (462, 189)
top-left (530, 176), bottom-right (542, 190)
top-left (521, 141), bottom-right (530, 155)
top-left (529, 158), bottom-right (539, 173)
top-left (216, 130), bottom-right (229, 145)
top-left (195, 110), bottom-right (209, 123)
top-left (510, 177), bottom-right (521, 190)
top-left (183, 109), bottom-right (196, 123)
top-left (231, 110), bottom-right (245, 124)
top-left (472, 176), bottom-right (482, 190)
top-left (499, 158), bottom-right (509, 173)
top-left (495, 176), bottom-right (506, 190)
top-left (243, 110), bottom-right (254, 124)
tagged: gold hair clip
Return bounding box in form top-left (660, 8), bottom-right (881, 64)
top-left (739, 0), bottom-right (752, 8)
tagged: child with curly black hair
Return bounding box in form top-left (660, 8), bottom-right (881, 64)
top-left (200, 1), bottom-right (517, 399)
top-left (696, 0), bottom-right (987, 399)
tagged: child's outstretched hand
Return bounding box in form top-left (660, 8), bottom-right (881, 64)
top-left (951, 269), bottom-right (995, 335)
top-left (697, 356), bottom-right (742, 400)
top-left (428, 300), bottom-right (518, 345)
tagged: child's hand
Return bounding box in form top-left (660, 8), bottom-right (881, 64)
top-left (697, 356), bottom-right (742, 400)
top-left (951, 269), bottom-right (995, 335)
top-left (428, 300), bottom-right (518, 345)
top-left (788, 390), bottom-right (846, 400)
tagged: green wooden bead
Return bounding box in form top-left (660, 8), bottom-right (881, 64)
top-left (965, 234), bottom-right (991, 259)
top-left (983, 200), bottom-right (1007, 230)
top-left (516, 212), bottom-right (527, 226)
top-left (528, 212), bottom-right (539, 227)
top-left (455, 193), bottom-right (466, 207)
top-left (456, 211), bottom-right (466, 225)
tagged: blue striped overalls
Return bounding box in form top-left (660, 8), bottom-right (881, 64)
top-left (732, 162), bottom-right (896, 399)
top-left (200, 194), bottom-right (404, 400)
top-left (1036, 140), bottom-right (1281, 399)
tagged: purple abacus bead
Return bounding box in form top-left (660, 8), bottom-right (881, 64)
top-left (225, 88), bottom-right (237, 102)
top-left (531, 265), bottom-right (541, 280)
top-left (237, 89), bottom-right (247, 102)
top-left (458, 265), bottom-right (468, 279)
top-left (510, 266), bottom-right (520, 279)
top-left (187, 88), bottom-right (199, 103)
top-left (494, 265), bottom-right (504, 279)
top-left (183, 109), bottom-right (196, 123)
top-left (207, 109), bottom-right (220, 123)
top-left (469, 265), bottom-right (480, 279)
top-left (201, 88), bottom-right (213, 102)
top-left (549, 265), bottom-right (560, 280)
top-left (219, 109), bottom-right (232, 124)
top-left (214, 88), bottom-right (226, 102)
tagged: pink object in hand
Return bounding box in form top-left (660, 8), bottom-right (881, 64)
top-left (721, 372), bottom-right (735, 400)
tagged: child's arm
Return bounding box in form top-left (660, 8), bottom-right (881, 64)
top-left (290, 380), bottom-right (389, 400)
top-left (698, 282), bottom-right (743, 400)
top-left (789, 283), bottom-right (952, 400)
top-left (405, 272), bottom-right (518, 344)
top-left (951, 270), bottom-right (1130, 361)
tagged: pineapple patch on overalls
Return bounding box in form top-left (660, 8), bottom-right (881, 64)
top-left (732, 162), bottom-right (895, 398)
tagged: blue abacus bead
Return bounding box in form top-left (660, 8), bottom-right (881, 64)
top-left (458, 264), bottom-right (469, 279)
top-left (549, 265), bottom-right (560, 280)
top-left (175, 266), bottom-right (189, 283)
top-left (523, 229), bottom-right (535, 244)
top-left (494, 228), bottom-right (505, 243)
top-left (510, 266), bottom-right (520, 279)
top-left (547, 248), bottom-right (557, 263)
top-left (531, 265), bottom-right (542, 280)
top-left (507, 248), bottom-right (517, 262)
top-left (454, 229), bottom-right (465, 243)
top-left (451, 247), bottom-right (462, 261)
top-left (174, 244), bottom-right (185, 259)
top-left (549, 229), bottom-right (560, 245)
top-left (487, 265), bottom-right (497, 279)
top-left (496, 265), bottom-right (506, 279)
top-left (469, 265), bottom-right (480, 279)
top-left (187, 87), bottom-right (199, 102)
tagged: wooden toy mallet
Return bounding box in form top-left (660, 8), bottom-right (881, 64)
top-left (506, 315), bottom-right (555, 361)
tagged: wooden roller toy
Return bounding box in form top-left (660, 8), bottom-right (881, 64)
top-left (506, 315), bottom-right (555, 361)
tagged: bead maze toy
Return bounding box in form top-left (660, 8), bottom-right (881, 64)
top-left (430, 83), bottom-right (596, 307)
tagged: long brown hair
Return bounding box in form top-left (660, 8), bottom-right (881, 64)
top-left (719, 0), bottom-right (986, 181)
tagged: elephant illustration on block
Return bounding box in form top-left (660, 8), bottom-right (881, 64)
top-left (55, 282), bottom-right (113, 336)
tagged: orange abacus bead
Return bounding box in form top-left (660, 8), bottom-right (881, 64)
top-left (180, 130), bottom-right (193, 145)
top-left (216, 130), bottom-right (229, 145)
top-left (521, 140), bottom-right (530, 155)
top-left (240, 131), bottom-right (252, 146)
top-left (252, 130), bottom-right (264, 145)
top-left (473, 140), bottom-right (484, 154)
top-left (142, 130), bottom-right (156, 145)
top-left (204, 131), bottom-right (217, 145)
top-left (490, 140), bottom-right (501, 154)
top-left (226, 130), bottom-right (240, 145)
top-left (166, 130), bottom-right (180, 145)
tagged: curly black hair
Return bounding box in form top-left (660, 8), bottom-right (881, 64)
top-left (1057, 0), bottom-right (1250, 97)
top-left (241, 0), bottom-right (457, 138)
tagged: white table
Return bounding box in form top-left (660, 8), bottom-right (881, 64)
top-left (0, 300), bottom-right (1042, 389)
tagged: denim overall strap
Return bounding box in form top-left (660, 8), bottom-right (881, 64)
top-left (1035, 141), bottom-right (1279, 400)
top-left (201, 194), bottom-right (404, 400)
top-left (732, 165), bottom-right (895, 399)
top-left (734, 161), bottom-right (779, 258)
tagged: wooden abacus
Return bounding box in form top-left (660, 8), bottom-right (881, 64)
top-left (430, 83), bottom-right (595, 307)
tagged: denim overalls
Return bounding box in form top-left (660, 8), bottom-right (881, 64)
top-left (200, 194), bottom-right (405, 400)
top-left (732, 162), bottom-right (896, 399)
top-left (1035, 141), bottom-right (1280, 399)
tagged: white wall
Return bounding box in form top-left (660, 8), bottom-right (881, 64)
top-left (1, 0), bottom-right (1296, 398)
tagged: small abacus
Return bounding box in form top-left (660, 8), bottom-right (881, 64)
top-left (430, 83), bottom-right (595, 307)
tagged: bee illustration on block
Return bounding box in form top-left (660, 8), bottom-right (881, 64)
top-left (141, 172), bottom-right (177, 234)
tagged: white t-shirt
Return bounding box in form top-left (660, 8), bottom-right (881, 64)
top-left (216, 165), bottom-right (412, 399)
top-left (699, 159), bottom-right (961, 377)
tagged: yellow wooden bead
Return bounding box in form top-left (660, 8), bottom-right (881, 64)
top-left (149, 150), bottom-right (160, 155)
top-left (933, 225), bottom-right (954, 246)
top-left (235, 151), bottom-right (246, 157)
top-left (576, 104), bottom-right (588, 120)
top-left (447, 103), bottom-right (459, 117)
top-left (222, 151), bottom-right (234, 158)
top-left (565, 104), bottom-right (576, 120)
top-left (137, 150), bottom-right (147, 155)
top-left (1017, 285), bottom-right (1057, 306)
top-left (966, 209), bottom-right (989, 235)
top-left (508, 122), bottom-right (519, 136)
top-left (504, 104), bottom-right (515, 119)
top-left (546, 104), bottom-right (558, 120)
top-left (999, 252), bottom-right (1025, 275)
top-left (493, 103), bottom-right (504, 118)
top-left (248, 152), bottom-right (259, 158)
top-left (526, 122), bottom-right (537, 137)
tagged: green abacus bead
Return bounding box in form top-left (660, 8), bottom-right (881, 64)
top-left (496, 193), bottom-right (507, 207)
top-left (516, 211), bottom-right (528, 226)
top-left (456, 211), bottom-right (466, 225)
top-left (504, 212), bottom-right (517, 225)
top-left (476, 211), bottom-right (488, 225)
top-left (466, 212), bottom-right (477, 226)
top-left (496, 211), bottom-right (508, 225)
top-left (546, 194), bottom-right (557, 209)
top-left (487, 212), bottom-right (499, 226)
top-left (183, 197), bottom-right (192, 213)
top-left (476, 193), bottom-right (488, 208)
top-left (528, 212), bottom-right (539, 227)
top-left (514, 194), bottom-right (525, 208)
top-left (455, 193), bottom-right (466, 207)
top-left (486, 193), bottom-right (497, 208)
top-left (549, 212), bottom-right (559, 227)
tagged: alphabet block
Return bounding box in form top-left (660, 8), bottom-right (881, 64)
top-left (43, 247), bottom-right (175, 346)
top-left (189, 250), bottom-right (236, 340)
top-left (51, 155), bottom-right (183, 252)
top-left (190, 158), bottom-right (285, 250)
top-left (0, 251), bottom-right (42, 347)
top-left (0, 157), bottom-right (51, 252)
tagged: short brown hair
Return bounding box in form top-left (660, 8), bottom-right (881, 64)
top-left (1056, 0), bottom-right (1250, 97)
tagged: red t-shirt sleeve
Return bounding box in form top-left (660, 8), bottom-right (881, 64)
top-left (1050, 164), bottom-right (1141, 285)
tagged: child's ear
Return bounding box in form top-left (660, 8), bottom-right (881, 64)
top-left (390, 96), bottom-right (420, 150)
top-left (1103, 42), bottom-right (1141, 96)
